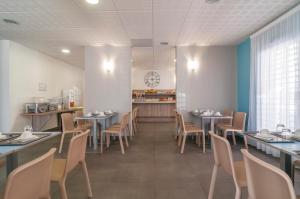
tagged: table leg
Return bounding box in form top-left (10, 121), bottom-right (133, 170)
top-left (6, 153), bottom-right (18, 175)
top-left (201, 118), bottom-right (205, 133)
top-left (210, 118), bottom-right (215, 133)
top-left (280, 151), bottom-right (292, 177)
top-left (100, 119), bottom-right (106, 154)
top-left (93, 120), bottom-right (97, 151)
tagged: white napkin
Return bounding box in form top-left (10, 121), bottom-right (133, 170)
top-left (86, 112), bottom-right (92, 117)
top-left (99, 112), bottom-right (105, 116)
top-left (15, 131), bottom-right (38, 141)
top-left (214, 112), bottom-right (222, 116)
top-left (0, 132), bottom-right (6, 139)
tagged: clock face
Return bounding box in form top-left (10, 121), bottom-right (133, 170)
top-left (144, 71), bottom-right (160, 88)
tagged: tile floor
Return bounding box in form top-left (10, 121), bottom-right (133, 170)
top-left (1, 122), bottom-right (299, 199)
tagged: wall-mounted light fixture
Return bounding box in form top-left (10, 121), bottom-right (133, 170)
top-left (187, 59), bottom-right (199, 72)
top-left (103, 59), bottom-right (114, 73)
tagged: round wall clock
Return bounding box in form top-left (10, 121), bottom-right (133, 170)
top-left (144, 71), bottom-right (160, 88)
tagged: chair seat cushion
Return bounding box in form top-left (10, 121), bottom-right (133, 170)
top-left (51, 159), bottom-right (66, 181)
top-left (105, 125), bottom-right (121, 133)
top-left (78, 123), bottom-right (92, 131)
top-left (234, 160), bottom-right (247, 187)
top-left (217, 124), bottom-right (232, 130)
top-left (185, 125), bottom-right (203, 133)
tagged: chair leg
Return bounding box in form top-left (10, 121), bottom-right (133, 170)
top-left (131, 123), bottom-right (135, 137)
top-left (243, 135), bottom-right (248, 150)
top-left (202, 132), bottom-right (206, 153)
top-left (232, 132), bottom-right (237, 145)
top-left (235, 187), bottom-right (241, 199)
top-left (177, 134), bottom-right (182, 147)
top-left (106, 133), bottom-right (110, 147)
top-left (58, 179), bottom-right (68, 199)
top-left (118, 134), bottom-right (125, 155)
top-left (180, 134), bottom-right (187, 154)
top-left (81, 161), bottom-right (93, 198)
top-left (58, 133), bottom-right (65, 154)
top-left (124, 129), bottom-right (129, 147)
top-left (208, 165), bottom-right (218, 199)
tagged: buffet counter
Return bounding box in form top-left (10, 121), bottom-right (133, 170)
top-left (132, 101), bottom-right (176, 122)
top-left (132, 101), bottom-right (176, 104)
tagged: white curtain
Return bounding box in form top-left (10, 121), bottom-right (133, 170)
top-left (249, 8), bottom-right (300, 156)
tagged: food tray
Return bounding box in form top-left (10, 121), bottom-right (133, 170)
top-left (254, 133), bottom-right (293, 143)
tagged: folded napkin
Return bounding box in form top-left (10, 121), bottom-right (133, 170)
top-left (0, 132), bottom-right (6, 139)
top-left (15, 131), bottom-right (38, 141)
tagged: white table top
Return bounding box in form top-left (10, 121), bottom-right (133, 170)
top-left (0, 132), bottom-right (60, 158)
top-left (75, 112), bottom-right (118, 120)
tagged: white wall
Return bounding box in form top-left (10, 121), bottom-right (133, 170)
top-left (3, 41), bottom-right (84, 131)
top-left (176, 46), bottom-right (236, 119)
top-left (0, 40), bottom-right (11, 132)
top-left (85, 46), bottom-right (131, 118)
top-left (132, 68), bottom-right (176, 89)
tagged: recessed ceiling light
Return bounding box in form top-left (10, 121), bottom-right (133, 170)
top-left (61, 49), bottom-right (71, 54)
top-left (173, 59), bottom-right (177, 63)
top-left (86, 0), bottom-right (100, 5)
top-left (3, 18), bottom-right (19, 25)
top-left (205, 0), bottom-right (220, 4)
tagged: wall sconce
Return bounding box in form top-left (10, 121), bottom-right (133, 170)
top-left (188, 60), bottom-right (199, 72)
top-left (103, 60), bottom-right (114, 73)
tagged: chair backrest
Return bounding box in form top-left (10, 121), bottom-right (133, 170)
top-left (76, 110), bottom-right (86, 126)
top-left (221, 109), bottom-right (234, 125)
top-left (61, 113), bottom-right (75, 132)
top-left (174, 110), bottom-right (179, 128)
top-left (177, 112), bottom-right (186, 133)
top-left (132, 107), bottom-right (138, 120)
top-left (241, 149), bottom-right (296, 199)
top-left (209, 132), bottom-right (238, 184)
top-left (65, 130), bottom-right (89, 173)
top-left (4, 148), bottom-right (56, 199)
top-left (232, 112), bottom-right (246, 130)
top-left (119, 113), bottom-right (129, 131)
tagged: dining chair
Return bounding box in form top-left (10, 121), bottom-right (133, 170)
top-left (59, 113), bottom-right (84, 153)
top-left (177, 112), bottom-right (205, 154)
top-left (51, 130), bottom-right (92, 199)
top-left (132, 107), bottom-right (138, 136)
top-left (3, 148), bottom-right (56, 199)
top-left (215, 109), bottom-right (234, 131)
top-left (241, 149), bottom-right (298, 199)
top-left (76, 110), bottom-right (92, 131)
top-left (208, 132), bottom-right (247, 199)
top-left (174, 111), bottom-right (195, 140)
top-left (104, 113), bottom-right (129, 155)
top-left (217, 112), bottom-right (248, 149)
top-left (76, 110), bottom-right (94, 146)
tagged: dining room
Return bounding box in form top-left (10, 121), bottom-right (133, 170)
top-left (0, 0), bottom-right (300, 199)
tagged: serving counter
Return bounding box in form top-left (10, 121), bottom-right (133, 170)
top-left (132, 101), bottom-right (176, 122)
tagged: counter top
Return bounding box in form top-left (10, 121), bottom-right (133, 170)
top-left (22, 107), bottom-right (84, 116)
top-left (132, 101), bottom-right (176, 104)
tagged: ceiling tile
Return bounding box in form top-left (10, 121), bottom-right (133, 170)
top-left (113, 0), bottom-right (152, 11)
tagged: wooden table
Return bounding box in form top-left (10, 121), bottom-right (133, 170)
top-left (75, 112), bottom-right (118, 153)
top-left (22, 107), bottom-right (84, 131)
top-left (0, 132), bottom-right (60, 175)
top-left (240, 131), bottom-right (300, 177)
